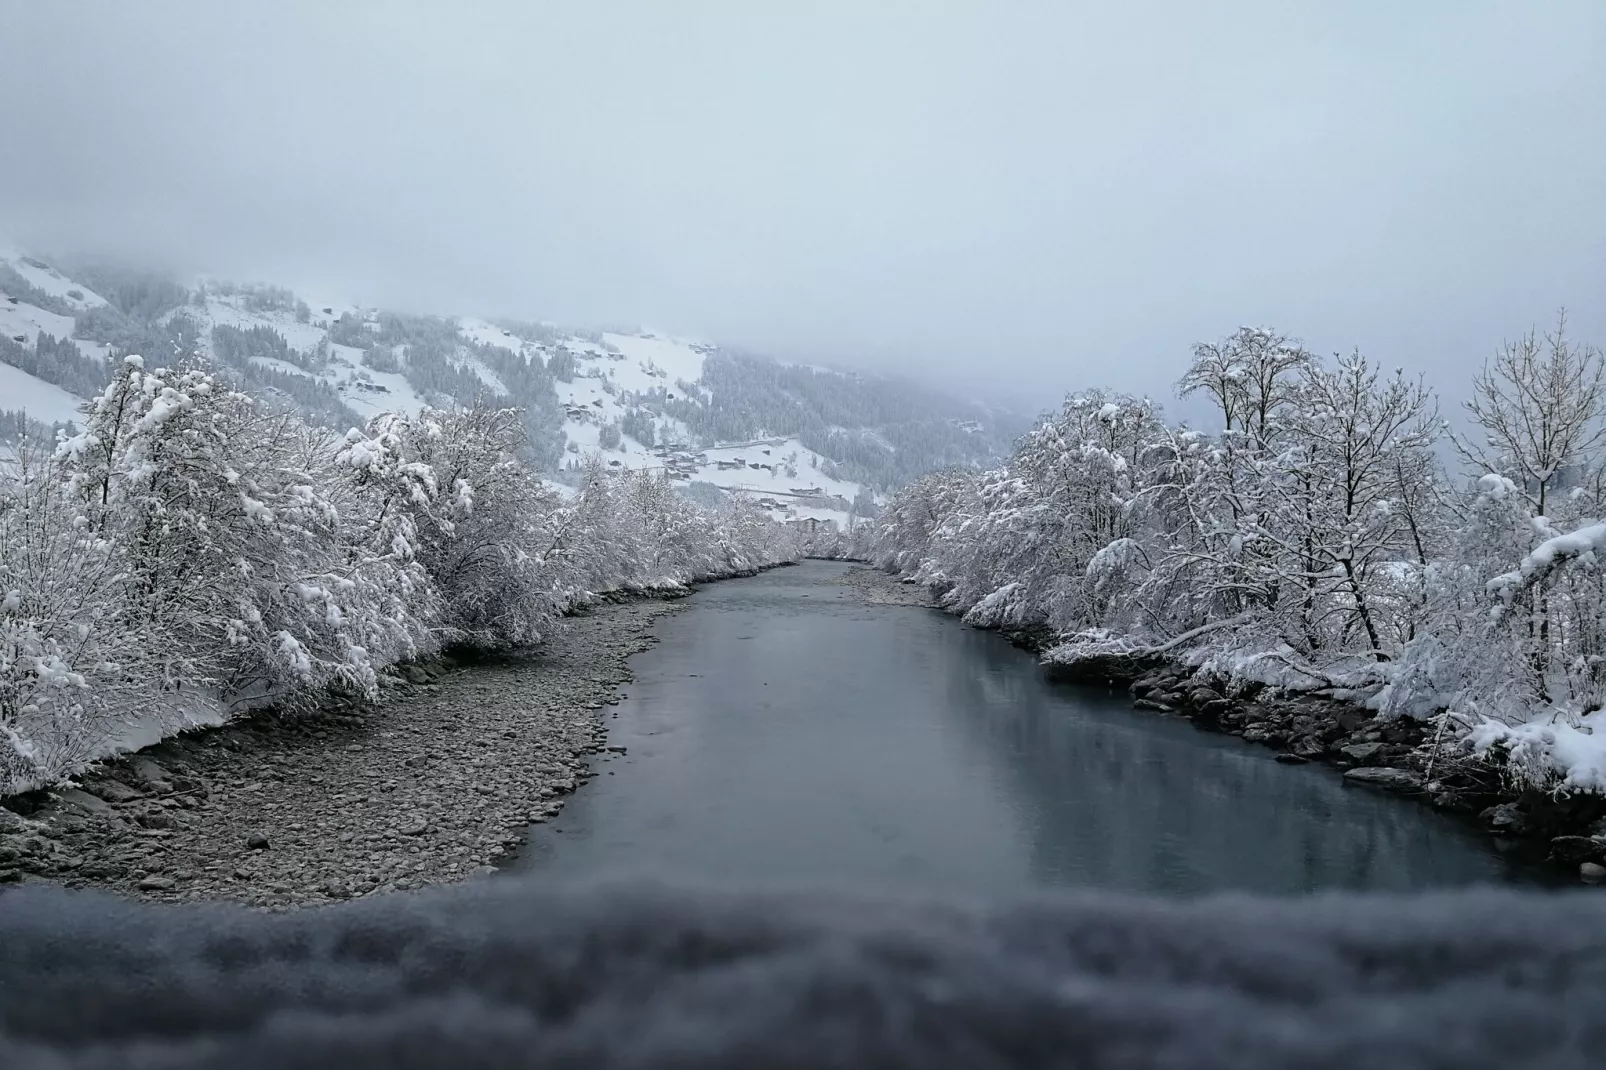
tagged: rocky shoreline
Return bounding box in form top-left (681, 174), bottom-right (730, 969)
top-left (0, 595), bottom-right (686, 907)
top-left (831, 562), bottom-right (940, 607)
top-left (1120, 669), bottom-right (1606, 881)
top-left (844, 566), bottom-right (1606, 883)
top-left (10, 560), bottom-right (1600, 905)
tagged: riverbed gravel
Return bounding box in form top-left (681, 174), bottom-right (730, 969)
top-left (834, 564), bottom-right (939, 607)
top-left (0, 597), bottom-right (684, 908)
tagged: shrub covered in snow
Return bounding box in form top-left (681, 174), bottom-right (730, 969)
top-left (0, 356), bottom-right (800, 793)
top-left (874, 316), bottom-right (1606, 794)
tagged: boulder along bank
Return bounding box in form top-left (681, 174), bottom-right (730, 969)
top-left (0, 595), bottom-right (685, 908)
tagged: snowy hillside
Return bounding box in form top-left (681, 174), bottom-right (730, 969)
top-left (0, 251), bottom-right (1017, 527)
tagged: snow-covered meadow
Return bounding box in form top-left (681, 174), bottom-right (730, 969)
top-left (1, 251), bottom-right (908, 529)
top-left (870, 321), bottom-right (1606, 796)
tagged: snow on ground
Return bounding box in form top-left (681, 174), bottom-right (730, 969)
top-left (541, 330), bottom-right (874, 524)
top-left (685, 441), bottom-right (871, 524)
top-left (73, 339), bottom-right (111, 363)
top-left (250, 355), bottom-right (315, 378)
top-left (0, 298), bottom-right (76, 345)
top-left (599, 331), bottom-right (706, 389)
top-left (300, 294), bottom-right (362, 322)
top-left (0, 362), bottom-right (85, 425)
top-left (458, 316), bottom-right (532, 355)
top-left (340, 372), bottom-right (428, 419)
top-left (0, 251), bottom-right (108, 310)
top-left (198, 296), bottom-right (328, 353)
top-left (0, 256), bottom-right (881, 524)
top-left (453, 347), bottom-right (510, 396)
top-left (1470, 708), bottom-right (1606, 793)
top-left (323, 343), bottom-right (427, 419)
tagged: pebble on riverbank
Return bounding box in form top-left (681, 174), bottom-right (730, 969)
top-left (0, 598), bottom-right (684, 908)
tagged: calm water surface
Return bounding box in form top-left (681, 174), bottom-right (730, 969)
top-left (508, 560), bottom-right (1546, 894)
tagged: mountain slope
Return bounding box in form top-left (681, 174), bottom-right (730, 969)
top-left (0, 251), bottom-right (1020, 526)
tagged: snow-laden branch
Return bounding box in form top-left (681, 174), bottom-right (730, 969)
top-left (1487, 520), bottom-right (1606, 610)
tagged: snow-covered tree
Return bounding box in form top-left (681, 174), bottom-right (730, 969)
top-left (1276, 352), bottom-right (1438, 660)
top-left (1, 359), bottom-right (803, 793)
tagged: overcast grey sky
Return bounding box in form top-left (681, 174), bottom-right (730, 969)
top-left (1, 1), bottom-right (1602, 406)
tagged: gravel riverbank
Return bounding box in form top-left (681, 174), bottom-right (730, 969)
top-left (0, 597), bottom-right (684, 908)
top-left (831, 563), bottom-right (938, 607)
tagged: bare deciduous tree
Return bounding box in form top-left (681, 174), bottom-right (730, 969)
top-left (1456, 309), bottom-right (1606, 518)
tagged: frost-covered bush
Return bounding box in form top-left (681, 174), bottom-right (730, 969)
top-left (0, 358), bottom-right (801, 793)
top-left (873, 316), bottom-right (1606, 794)
top-left (541, 460), bottom-right (798, 599)
top-left (340, 407), bottom-right (562, 649)
top-left (0, 443), bottom-right (180, 792)
top-left (55, 361), bottom-right (390, 706)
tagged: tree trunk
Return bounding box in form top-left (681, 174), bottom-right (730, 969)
top-left (1341, 558), bottom-right (1387, 662)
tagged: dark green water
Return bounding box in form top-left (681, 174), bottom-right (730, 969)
top-left (508, 560), bottom-right (1546, 894)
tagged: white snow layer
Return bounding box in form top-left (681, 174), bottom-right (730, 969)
top-left (0, 362), bottom-right (84, 425)
top-left (0, 251), bottom-right (108, 309)
top-left (1469, 710), bottom-right (1606, 793)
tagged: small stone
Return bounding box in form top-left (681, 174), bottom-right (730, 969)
top-left (1480, 802), bottom-right (1528, 833)
top-left (85, 779), bottom-right (145, 804)
top-left (246, 833), bottom-right (270, 851)
top-left (1340, 741), bottom-right (1386, 762)
top-left (1550, 836), bottom-right (1606, 866)
top-left (137, 875), bottom-right (175, 892)
top-left (1274, 753), bottom-right (1309, 764)
top-left (1582, 862), bottom-right (1606, 882)
top-left (1343, 767), bottom-right (1423, 792)
top-left (1426, 787), bottom-right (1473, 813)
top-left (52, 787), bottom-right (117, 818)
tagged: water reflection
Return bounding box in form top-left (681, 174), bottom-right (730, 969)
top-left (507, 561), bottom-right (1546, 894)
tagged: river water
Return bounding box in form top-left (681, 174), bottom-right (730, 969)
top-left (508, 560), bottom-right (1546, 895)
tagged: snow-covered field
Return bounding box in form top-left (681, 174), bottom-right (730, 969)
top-left (0, 249), bottom-right (106, 310)
top-left (0, 295), bottom-right (76, 347)
top-left (0, 255), bottom-right (882, 528)
top-left (0, 361), bottom-right (84, 425)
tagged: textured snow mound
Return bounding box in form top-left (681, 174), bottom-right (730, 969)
top-left (0, 880), bottom-right (1601, 1068)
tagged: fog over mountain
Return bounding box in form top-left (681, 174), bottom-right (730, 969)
top-left (1, 1), bottom-right (1602, 407)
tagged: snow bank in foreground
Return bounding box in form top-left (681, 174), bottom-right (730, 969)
top-left (1468, 709), bottom-right (1606, 793)
top-left (1, 882), bottom-right (1602, 1068)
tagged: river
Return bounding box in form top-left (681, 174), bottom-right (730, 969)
top-left (507, 560), bottom-right (1546, 894)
